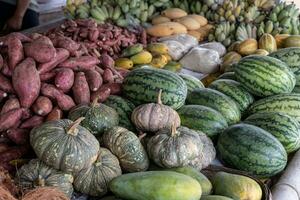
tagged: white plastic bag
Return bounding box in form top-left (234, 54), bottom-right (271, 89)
top-left (199, 42), bottom-right (227, 57)
top-left (159, 34), bottom-right (198, 50)
top-left (162, 40), bottom-right (187, 61)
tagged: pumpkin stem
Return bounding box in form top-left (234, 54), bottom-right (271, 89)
top-left (36, 175), bottom-right (45, 187)
top-left (67, 117), bottom-right (85, 136)
top-left (157, 89), bottom-right (163, 104)
top-left (171, 123), bottom-right (177, 137)
top-left (138, 132), bottom-right (147, 140)
top-left (92, 97), bottom-right (100, 107)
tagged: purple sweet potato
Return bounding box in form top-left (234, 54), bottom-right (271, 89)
top-left (40, 71), bottom-right (56, 82)
top-left (0, 54), bottom-right (3, 70)
top-left (46, 107), bottom-right (63, 121)
top-left (85, 69), bottom-right (102, 91)
top-left (58, 56), bottom-right (99, 70)
top-left (41, 83), bottom-right (61, 98)
top-left (1, 60), bottom-right (12, 77)
top-left (0, 98), bottom-right (20, 115)
top-left (0, 90), bottom-right (7, 102)
top-left (6, 128), bottom-right (29, 145)
top-left (7, 36), bottom-right (24, 70)
top-left (102, 68), bottom-right (114, 83)
top-left (100, 53), bottom-right (114, 68)
top-left (91, 86), bottom-right (111, 103)
top-left (21, 108), bottom-right (32, 120)
top-left (24, 36), bottom-right (56, 63)
top-left (0, 32), bottom-right (32, 46)
top-left (32, 96), bottom-right (53, 116)
top-left (54, 68), bottom-right (74, 92)
top-left (0, 108), bottom-right (23, 131)
top-left (56, 36), bottom-right (80, 53)
top-left (12, 58), bottom-right (41, 108)
top-left (0, 145), bottom-right (29, 163)
top-left (101, 83), bottom-right (122, 95)
top-left (0, 74), bottom-right (14, 93)
top-left (56, 93), bottom-right (76, 111)
top-left (38, 48), bottom-right (70, 74)
top-left (20, 115), bottom-right (44, 129)
top-left (72, 72), bottom-right (90, 104)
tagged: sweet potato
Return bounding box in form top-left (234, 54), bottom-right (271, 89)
top-left (85, 69), bottom-right (102, 91)
top-left (24, 36), bottom-right (56, 63)
top-left (54, 68), bottom-right (74, 92)
top-left (0, 54), bottom-right (3, 70)
top-left (7, 36), bottom-right (24, 70)
top-left (0, 32), bottom-right (32, 45)
top-left (0, 108), bottom-right (23, 131)
top-left (0, 145), bottom-right (29, 163)
top-left (88, 28), bottom-right (100, 42)
top-left (95, 66), bottom-right (104, 75)
top-left (46, 107), bottom-right (63, 121)
top-left (5, 128), bottom-right (29, 145)
top-left (91, 87), bottom-right (111, 103)
top-left (0, 98), bottom-right (20, 115)
top-left (40, 71), bottom-right (56, 82)
top-left (56, 36), bottom-right (80, 53)
top-left (21, 108), bottom-right (32, 120)
top-left (0, 90), bottom-right (7, 102)
top-left (0, 144), bottom-right (10, 153)
top-left (102, 68), bottom-right (114, 83)
top-left (20, 115), bottom-right (44, 129)
top-left (41, 83), bottom-right (75, 111)
top-left (1, 60), bottom-right (12, 77)
top-left (116, 68), bottom-right (130, 77)
top-left (58, 56), bottom-right (99, 70)
top-left (0, 74), bottom-right (14, 93)
top-left (12, 58), bottom-right (40, 108)
top-left (30, 33), bottom-right (43, 40)
top-left (102, 83), bottom-right (122, 95)
top-left (32, 96), bottom-right (53, 116)
top-left (100, 53), bottom-right (114, 68)
top-left (38, 48), bottom-right (70, 74)
top-left (72, 72), bottom-right (90, 104)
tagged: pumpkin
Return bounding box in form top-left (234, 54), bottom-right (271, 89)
top-left (30, 118), bottom-right (100, 173)
top-left (17, 159), bottom-right (73, 197)
top-left (237, 39), bottom-right (258, 56)
top-left (68, 100), bottom-right (119, 135)
top-left (147, 126), bottom-right (203, 168)
top-left (131, 90), bottom-right (181, 132)
top-left (73, 148), bottom-right (122, 197)
top-left (22, 187), bottom-right (69, 200)
top-left (102, 126), bottom-right (149, 172)
top-left (100, 196), bottom-right (123, 200)
top-left (258, 33), bottom-right (277, 53)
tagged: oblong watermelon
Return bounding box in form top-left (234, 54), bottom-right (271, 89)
top-left (217, 72), bottom-right (236, 81)
top-left (208, 79), bottom-right (254, 113)
top-left (217, 123), bottom-right (287, 178)
top-left (186, 88), bottom-right (241, 125)
top-left (179, 73), bottom-right (204, 94)
top-left (293, 68), bottom-right (300, 93)
top-left (104, 95), bottom-right (136, 131)
top-left (247, 93), bottom-right (300, 122)
top-left (177, 105), bottom-right (228, 138)
top-left (269, 47), bottom-right (300, 72)
top-left (122, 68), bottom-right (187, 109)
top-left (244, 112), bottom-right (300, 153)
top-left (234, 55), bottom-right (296, 97)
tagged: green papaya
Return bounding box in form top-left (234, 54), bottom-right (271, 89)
top-left (201, 195), bottom-right (234, 200)
top-left (168, 166), bottom-right (212, 195)
top-left (109, 171), bottom-right (202, 200)
top-left (122, 44), bottom-right (144, 57)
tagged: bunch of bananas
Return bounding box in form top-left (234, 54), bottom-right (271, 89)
top-left (251, 0), bottom-right (275, 10)
top-left (235, 23), bottom-right (257, 41)
top-left (208, 22), bottom-right (236, 46)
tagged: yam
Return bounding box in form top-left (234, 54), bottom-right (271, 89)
top-left (101, 83), bottom-right (122, 95)
top-left (188, 15), bottom-right (208, 26)
top-left (12, 58), bottom-right (40, 108)
top-left (32, 96), bottom-right (53, 116)
top-left (0, 74), bottom-right (14, 93)
top-left (85, 69), bottom-right (102, 91)
top-left (175, 17), bottom-right (201, 30)
top-left (20, 115), bottom-right (44, 129)
top-left (161, 8), bottom-right (187, 19)
top-left (1, 98), bottom-right (20, 115)
top-left (100, 53), bottom-right (115, 69)
top-left (72, 72), bottom-right (90, 105)
top-left (7, 36), bottom-right (24, 70)
top-left (58, 56), bottom-right (99, 70)
top-left (1, 61), bottom-right (12, 77)
top-left (46, 107), bottom-right (63, 121)
top-left (103, 68), bottom-right (114, 83)
top-left (56, 36), bottom-right (80, 53)
top-left (40, 71), bottom-right (56, 82)
top-left (151, 16), bottom-right (171, 25)
top-left (6, 128), bottom-right (29, 145)
top-left (91, 87), bottom-right (111, 103)
top-left (55, 68), bottom-right (74, 92)
top-left (0, 108), bottom-right (23, 132)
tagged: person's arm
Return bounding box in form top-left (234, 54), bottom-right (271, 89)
top-left (5, 0), bottom-right (31, 30)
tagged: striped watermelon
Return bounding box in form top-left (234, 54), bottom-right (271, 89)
top-left (186, 88), bottom-right (241, 125)
top-left (177, 105), bottom-right (228, 139)
top-left (217, 72), bottom-right (236, 81)
top-left (104, 95), bottom-right (136, 131)
top-left (247, 93), bottom-right (300, 122)
top-left (244, 112), bottom-right (300, 153)
top-left (208, 79), bottom-right (254, 113)
top-left (293, 68), bottom-right (300, 93)
top-left (234, 55), bottom-right (296, 97)
top-left (269, 47), bottom-right (300, 72)
top-left (179, 73), bottom-right (204, 94)
top-left (122, 68), bottom-right (187, 109)
top-left (217, 123), bottom-right (287, 178)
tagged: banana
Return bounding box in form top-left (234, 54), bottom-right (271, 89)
top-left (90, 7), bottom-right (105, 21)
top-left (113, 6), bottom-right (121, 20)
top-left (265, 20), bottom-right (274, 34)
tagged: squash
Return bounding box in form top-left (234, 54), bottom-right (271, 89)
top-left (146, 22), bottom-right (187, 37)
top-left (68, 100), bottom-right (119, 135)
top-left (188, 30), bottom-right (202, 41)
top-left (237, 39), bottom-right (258, 56)
top-left (213, 172), bottom-right (262, 200)
top-left (131, 90), bottom-right (180, 132)
top-left (275, 34), bottom-right (289, 48)
top-left (161, 8), bottom-right (187, 19)
top-left (201, 195), bottom-right (234, 200)
top-left (284, 35), bottom-right (300, 47)
top-left (102, 126), bottom-right (149, 172)
top-left (188, 14), bottom-right (208, 26)
top-left (152, 16), bottom-right (171, 25)
top-left (221, 51), bottom-right (241, 72)
top-left (22, 187), bottom-right (69, 200)
top-left (17, 159), bottom-right (74, 198)
top-left (73, 148), bottom-right (122, 197)
top-left (175, 17), bottom-right (201, 31)
top-left (147, 126), bottom-right (203, 168)
top-left (258, 33), bottom-right (277, 53)
top-left (30, 118), bottom-right (100, 173)
top-left (253, 49), bottom-right (269, 56)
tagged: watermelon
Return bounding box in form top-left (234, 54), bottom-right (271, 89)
top-left (122, 68), bottom-right (187, 109)
top-left (244, 112), bottom-right (300, 153)
top-left (208, 79), bottom-right (254, 113)
top-left (104, 95), bottom-right (136, 131)
top-left (293, 68), bottom-right (300, 93)
top-left (269, 47), bottom-right (300, 71)
top-left (177, 105), bottom-right (228, 138)
top-left (247, 93), bottom-right (300, 122)
top-left (179, 73), bottom-right (204, 94)
top-left (217, 72), bottom-right (236, 81)
top-left (186, 88), bottom-right (241, 125)
top-left (234, 55), bottom-right (296, 97)
top-left (217, 123), bottom-right (287, 178)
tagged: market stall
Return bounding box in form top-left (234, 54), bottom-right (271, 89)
top-left (1, 0), bottom-right (300, 199)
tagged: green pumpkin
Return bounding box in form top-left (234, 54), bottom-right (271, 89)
top-left (147, 126), bottom-right (203, 168)
top-left (30, 118), bottom-right (100, 173)
top-left (74, 148), bottom-right (122, 197)
top-left (102, 126), bottom-right (149, 172)
top-left (68, 101), bottom-right (119, 135)
top-left (17, 159), bottom-right (74, 198)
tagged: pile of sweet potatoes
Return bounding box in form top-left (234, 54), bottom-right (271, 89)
top-left (46, 19), bottom-right (156, 59)
top-left (0, 30), bottom-right (129, 172)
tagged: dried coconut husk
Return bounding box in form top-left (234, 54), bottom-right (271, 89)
top-left (0, 167), bottom-right (19, 197)
top-left (22, 187), bottom-right (69, 200)
top-left (0, 186), bottom-right (17, 200)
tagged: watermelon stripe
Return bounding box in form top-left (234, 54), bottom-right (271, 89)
top-left (269, 47), bottom-right (300, 71)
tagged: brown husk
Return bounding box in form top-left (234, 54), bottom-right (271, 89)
top-left (22, 187), bottom-right (69, 200)
top-left (0, 186), bottom-right (17, 200)
top-left (0, 166), bottom-right (19, 197)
